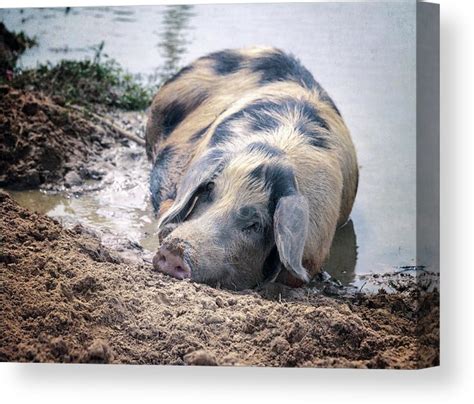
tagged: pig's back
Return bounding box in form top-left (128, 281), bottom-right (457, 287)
top-left (146, 47), bottom-right (357, 222)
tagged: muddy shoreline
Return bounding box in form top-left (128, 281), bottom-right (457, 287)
top-left (0, 85), bottom-right (142, 191)
top-left (0, 86), bottom-right (439, 368)
top-left (0, 192), bottom-right (439, 368)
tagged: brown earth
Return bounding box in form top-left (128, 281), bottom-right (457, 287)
top-left (0, 85), bottom-right (120, 190)
top-left (0, 192), bottom-right (439, 368)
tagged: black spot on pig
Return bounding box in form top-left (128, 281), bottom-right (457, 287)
top-left (150, 145), bottom-right (175, 211)
top-left (206, 50), bottom-right (244, 75)
top-left (160, 102), bottom-right (187, 139)
top-left (190, 123), bottom-right (212, 143)
top-left (248, 164), bottom-right (266, 184)
top-left (303, 129), bottom-right (329, 149)
top-left (251, 49), bottom-right (317, 89)
top-left (162, 64), bottom-right (194, 87)
top-left (210, 98), bottom-right (329, 147)
top-left (292, 101), bottom-right (330, 149)
top-left (264, 164), bottom-right (298, 214)
top-left (210, 119), bottom-right (233, 146)
top-left (295, 100), bottom-right (329, 131)
top-left (248, 162), bottom-right (298, 214)
top-left (246, 142), bottom-right (283, 158)
top-left (243, 101), bottom-right (281, 132)
top-left (210, 100), bottom-right (282, 146)
top-left (161, 91), bottom-right (208, 139)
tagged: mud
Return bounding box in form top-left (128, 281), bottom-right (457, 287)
top-left (0, 192), bottom-right (439, 368)
top-left (0, 85), bottom-right (126, 190)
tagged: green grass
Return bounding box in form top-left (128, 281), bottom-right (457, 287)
top-left (0, 29), bottom-right (157, 110)
top-left (1, 26), bottom-right (154, 111)
top-left (8, 58), bottom-right (154, 111)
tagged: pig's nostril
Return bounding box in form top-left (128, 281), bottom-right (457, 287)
top-left (153, 244), bottom-right (191, 280)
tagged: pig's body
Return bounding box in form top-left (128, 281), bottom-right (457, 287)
top-left (146, 47), bottom-right (358, 290)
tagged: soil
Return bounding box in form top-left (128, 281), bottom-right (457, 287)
top-left (0, 192), bottom-right (439, 368)
top-left (0, 85), bottom-right (124, 190)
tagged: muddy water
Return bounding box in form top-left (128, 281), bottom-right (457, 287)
top-left (7, 141), bottom-right (158, 253)
top-left (1, 3), bottom-right (437, 285)
top-left (6, 111), bottom-right (159, 253)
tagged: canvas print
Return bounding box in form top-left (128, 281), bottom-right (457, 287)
top-left (0, 1), bottom-right (439, 368)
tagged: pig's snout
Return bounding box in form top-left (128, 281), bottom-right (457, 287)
top-left (153, 244), bottom-right (191, 280)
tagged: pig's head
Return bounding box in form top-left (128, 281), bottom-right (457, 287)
top-left (152, 143), bottom-right (310, 290)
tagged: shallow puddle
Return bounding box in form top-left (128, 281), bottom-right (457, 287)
top-left (6, 130), bottom-right (159, 253)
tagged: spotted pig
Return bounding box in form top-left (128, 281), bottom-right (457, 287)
top-left (146, 47), bottom-right (358, 290)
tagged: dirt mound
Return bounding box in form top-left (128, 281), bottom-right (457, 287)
top-left (0, 23), bottom-right (36, 77)
top-left (0, 85), bottom-right (118, 190)
top-left (0, 192), bottom-right (439, 368)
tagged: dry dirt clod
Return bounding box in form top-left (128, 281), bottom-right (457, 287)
top-left (183, 350), bottom-right (218, 366)
top-left (82, 339), bottom-right (114, 364)
top-left (215, 296), bottom-right (225, 307)
top-left (271, 336), bottom-right (291, 354)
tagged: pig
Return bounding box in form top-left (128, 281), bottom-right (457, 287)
top-left (146, 47), bottom-right (358, 290)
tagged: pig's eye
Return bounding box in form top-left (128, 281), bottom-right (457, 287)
top-left (201, 181), bottom-right (215, 202)
top-left (206, 182), bottom-right (215, 192)
top-left (184, 182), bottom-right (215, 219)
top-left (242, 222), bottom-right (261, 233)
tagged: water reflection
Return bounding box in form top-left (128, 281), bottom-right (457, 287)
top-left (324, 220), bottom-right (358, 285)
top-left (156, 5), bottom-right (195, 83)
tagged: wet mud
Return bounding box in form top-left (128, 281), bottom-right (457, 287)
top-left (0, 193), bottom-right (439, 368)
top-left (0, 85), bottom-right (125, 190)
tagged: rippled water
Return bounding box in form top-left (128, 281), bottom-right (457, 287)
top-left (1, 2), bottom-right (436, 285)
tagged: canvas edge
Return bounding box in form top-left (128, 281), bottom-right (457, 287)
top-left (416, 1), bottom-right (440, 369)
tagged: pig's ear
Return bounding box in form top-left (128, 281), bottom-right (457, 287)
top-left (273, 194), bottom-right (310, 283)
top-left (158, 148), bottom-right (226, 229)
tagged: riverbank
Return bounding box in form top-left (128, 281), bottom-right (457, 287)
top-left (0, 83), bottom-right (149, 187)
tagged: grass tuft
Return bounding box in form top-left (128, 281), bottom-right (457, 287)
top-left (7, 58), bottom-right (154, 111)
